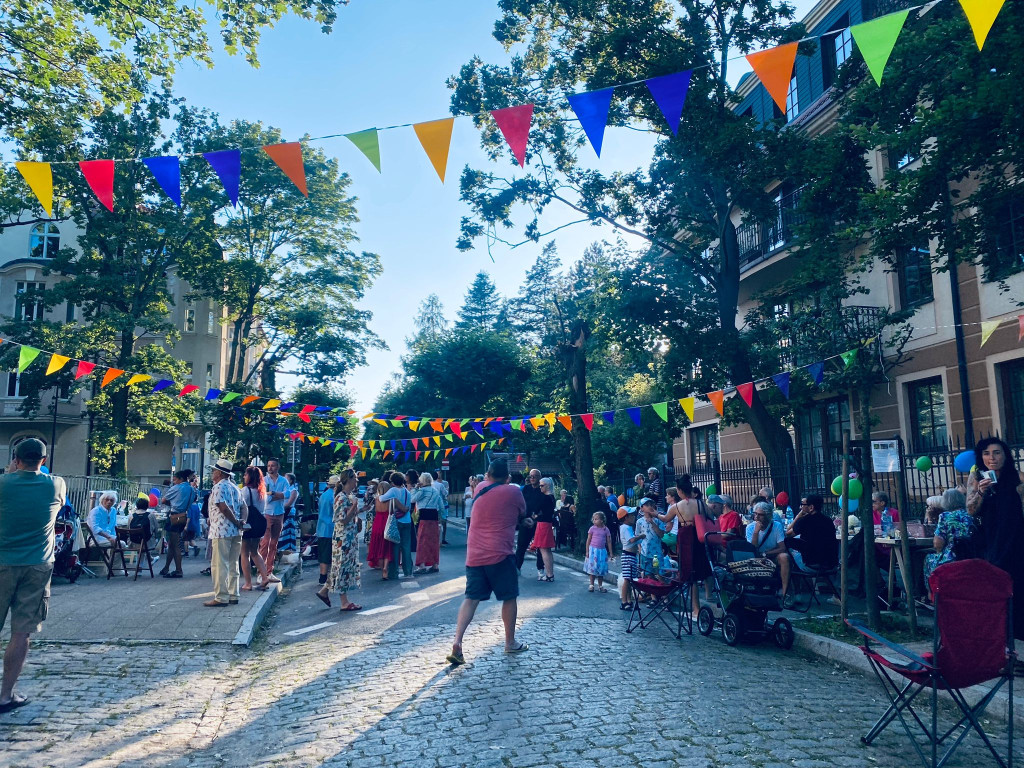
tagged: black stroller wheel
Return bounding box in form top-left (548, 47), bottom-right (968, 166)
top-left (723, 613), bottom-right (743, 646)
top-left (772, 617), bottom-right (795, 649)
top-left (697, 606), bottom-right (715, 636)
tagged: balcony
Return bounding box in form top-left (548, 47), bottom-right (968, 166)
top-left (784, 305), bottom-right (890, 367)
top-left (737, 187), bottom-right (805, 273)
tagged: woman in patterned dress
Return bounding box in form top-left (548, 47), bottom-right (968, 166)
top-left (318, 469), bottom-right (362, 611)
top-left (924, 488), bottom-right (978, 598)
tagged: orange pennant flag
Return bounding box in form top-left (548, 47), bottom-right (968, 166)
top-left (262, 143), bottom-right (309, 196)
top-left (557, 415), bottom-right (572, 432)
top-left (413, 118), bottom-right (455, 182)
top-left (746, 42), bottom-right (799, 112)
top-left (240, 395), bottom-right (259, 406)
top-left (101, 368), bottom-right (124, 388)
top-left (530, 416), bottom-right (545, 430)
top-left (707, 390), bottom-right (725, 416)
top-left (430, 419), bottom-right (443, 432)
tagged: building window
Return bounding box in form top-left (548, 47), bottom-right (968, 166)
top-left (6, 373), bottom-right (23, 397)
top-left (205, 363), bottom-right (214, 390)
top-left (785, 77), bottom-right (799, 122)
top-left (15, 282), bottom-right (45, 322)
top-left (691, 360), bottom-right (703, 379)
top-left (29, 223), bottom-right (60, 259)
top-left (208, 310), bottom-right (216, 335)
top-left (909, 377), bottom-right (948, 452)
top-left (798, 398), bottom-right (850, 457)
top-left (1000, 359), bottom-right (1024, 445)
top-left (897, 243), bottom-right (934, 309)
top-left (822, 15), bottom-right (853, 89)
top-left (888, 117), bottom-right (921, 170)
top-left (65, 303), bottom-right (75, 322)
top-left (986, 192), bottom-right (1024, 281)
top-left (184, 308), bottom-right (195, 333)
top-left (689, 425), bottom-right (719, 467)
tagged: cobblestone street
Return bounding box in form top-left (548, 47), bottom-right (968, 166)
top-left (1, 533), bottom-right (1016, 768)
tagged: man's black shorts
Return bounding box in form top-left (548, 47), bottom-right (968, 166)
top-left (465, 555), bottom-right (519, 602)
top-left (317, 537), bottom-right (333, 566)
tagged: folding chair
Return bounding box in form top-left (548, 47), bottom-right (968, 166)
top-left (82, 522), bottom-right (128, 579)
top-left (120, 525), bottom-right (155, 581)
top-left (847, 559), bottom-right (1015, 768)
top-left (786, 562), bottom-right (839, 613)
top-left (626, 525), bottom-right (694, 639)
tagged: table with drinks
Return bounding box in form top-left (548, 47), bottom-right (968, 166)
top-left (875, 526), bottom-right (934, 609)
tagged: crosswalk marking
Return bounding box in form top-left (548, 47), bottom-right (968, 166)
top-left (404, 593), bottom-right (431, 602)
top-left (400, 581), bottom-right (421, 589)
top-left (360, 604), bottom-right (402, 616)
top-left (283, 621), bottom-right (337, 637)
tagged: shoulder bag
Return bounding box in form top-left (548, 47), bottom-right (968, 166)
top-left (384, 499), bottom-right (401, 543)
top-left (693, 498), bottom-right (720, 543)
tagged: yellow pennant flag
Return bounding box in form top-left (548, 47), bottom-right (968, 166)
top-left (15, 162), bottom-right (54, 217)
top-left (263, 399), bottom-right (282, 410)
top-left (432, 436), bottom-right (441, 446)
top-left (529, 416), bottom-right (545, 430)
top-left (45, 354), bottom-right (70, 376)
top-left (409, 420), bottom-right (421, 431)
top-left (980, 319), bottom-right (1001, 347)
top-left (413, 118), bottom-right (455, 182)
top-left (322, 439), bottom-right (332, 447)
top-left (544, 412), bottom-right (556, 426)
top-left (126, 373), bottom-right (151, 386)
top-left (959, 0), bottom-right (1006, 49)
top-left (678, 397), bottom-right (695, 422)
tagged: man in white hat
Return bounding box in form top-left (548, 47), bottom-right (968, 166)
top-left (204, 459), bottom-right (243, 607)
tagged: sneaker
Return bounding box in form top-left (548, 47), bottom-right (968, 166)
top-left (446, 648), bottom-right (465, 666)
top-left (537, 572), bottom-right (545, 581)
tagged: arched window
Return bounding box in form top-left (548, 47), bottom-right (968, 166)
top-left (29, 223), bottom-right (60, 259)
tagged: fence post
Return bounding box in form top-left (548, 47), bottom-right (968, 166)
top-left (894, 436), bottom-right (918, 634)
top-left (840, 432), bottom-right (850, 623)
top-left (713, 457), bottom-right (722, 497)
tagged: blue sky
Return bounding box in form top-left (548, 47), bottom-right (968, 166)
top-left (173, 0), bottom-right (816, 409)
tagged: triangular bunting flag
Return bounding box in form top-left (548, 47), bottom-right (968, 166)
top-left (413, 118), bottom-right (455, 182)
top-left (127, 374), bottom-right (150, 387)
top-left (652, 402), bottom-right (669, 422)
top-left (204, 149), bottom-right (242, 206)
top-left (959, 0), bottom-right (1007, 49)
top-left (409, 420), bottom-right (421, 431)
top-left (557, 415), bottom-right (572, 432)
top-left (645, 70), bottom-right (691, 135)
top-left (581, 413), bottom-right (594, 431)
top-left (142, 156), bottom-right (181, 206)
top-left (151, 379), bottom-right (174, 392)
top-left (345, 129), bottom-right (382, 172)
top-left (627, 407), bottom-right (642, 426)
top-left (772, 372), bottom-right (791, 399)
top-left (179, 384), bottom-right (200, 397)
top-left (678, 397), bottom-right (694, 422)
top-left (567, 88), bottom-right (615, 157)
top-left (529, 416), bottom-right (544, 430)
top-left (430, 419), bottom-right (443, 432)
top-left (707, 390), bottom-right (725, 416)
top-left (840, 349), bottom-right (858, 368)
top-left (45, 354), bottom-right (70, 376)
top-left (807, 361), bottom-right (825, 385)
top-left (736, 382), bottom-right (754, 408)
top-left (490, 104), bottom-right (534, 167)
top-left (850, 10), bottom-right (911, 86)
top-left (17, 346), bottom-right (40, 372)
top-left (445, 448), bottom-right (452, 457)
top-left (78, 160), bottom-right (115, 212)
top-left (745, 42), bottom-right (799, 112)
top-left (263, 143), bottom-right (308, 197)
top-left (100, 368), bottom-right (124, 388)
top-left (602, 411), bottom-right (615, 424)
top-left (240, 395), bottom-right (259, 405)
top-left (221, 392), bottom-right (241, 402)
top-left (432, 436), bottom-right (441, 446)
top-left (262, 399), bottom-right (282, 410)
top-left (204, 389), bottom-right (222, 401)
top-left (15, 162), bottom-right (53, 217)
top-left (75, 361), bottom-right (96, 380)
top-left (980, 319), bottom-right (1001, 347)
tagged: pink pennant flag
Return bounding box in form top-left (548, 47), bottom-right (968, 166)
top-left (490, 104), bottom-right (534, 168)
top-left (298, 404), bottom-right (316, 423)
top-left (737, 382), bottom-right (754, 407)
top-left (78, 160), bottom-right (115, 212)
top-left (581, 413), bottom-right (594, 431)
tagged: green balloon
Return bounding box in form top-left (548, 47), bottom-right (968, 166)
top-left (831, 476), bottom-right (843, 496)
top-left (916, 455), bottom-right (933, 472)
top-left (848, 478), bottom-right (864, 500)
top-left (706, 484), bottom-right (717, 496)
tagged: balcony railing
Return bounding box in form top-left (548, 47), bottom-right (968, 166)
top-left (736, 187), bottom-right (805, 271)
top-left (784, 305), bottom-right (889, 367)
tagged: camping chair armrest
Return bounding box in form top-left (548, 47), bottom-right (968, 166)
top-left (845, 619), bottom-right (934, 669)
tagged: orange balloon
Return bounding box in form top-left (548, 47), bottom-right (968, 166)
top-left (618, 494), bottom-right (626, 506)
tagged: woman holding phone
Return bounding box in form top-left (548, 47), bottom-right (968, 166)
top-left (967, 436), bottom-right (1024, 639)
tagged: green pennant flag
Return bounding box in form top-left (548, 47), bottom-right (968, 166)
top-left (222, 392), bottom-right (241, 403)
top-left (346, 129), bottom-right (381, 172)
top-left (444, 434), bottom-right (453, 443)
top-left (390, 420), bottom-right (402, 427)
top-left (460, 419), bottom-right (470, 427)
top-left (651, 402), bottom-right (669, 422)
top-left (17, 346), bottom-right (40, 372)
top-left (511, 419), bottom-right (522, 431)
top-left (851, 10), bottom-right (910, 86)
top-left (334, 442), bottom-right (344, 452)
top-left (840, 349), bottom-right (858, 368)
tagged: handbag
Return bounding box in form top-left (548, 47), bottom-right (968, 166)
top-left (384, 500), bottom-right (401, 543)
top-left (694, 499), bottom-right (720, 543)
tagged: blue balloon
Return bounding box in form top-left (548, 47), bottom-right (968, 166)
top-left (149, 487), bottom-right (162, 498)
top-left (40, 465), bottom-right (50, 474)
top-left (838, 495), bottom-right (859, 513)
top-left (954, 450), bottom-right (975, 474)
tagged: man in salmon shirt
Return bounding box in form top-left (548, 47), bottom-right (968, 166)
top-left (446, 459), bottom-right (529, 666)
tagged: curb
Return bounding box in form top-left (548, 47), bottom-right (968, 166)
top-left (232, 561), bottom-right (300, 646)
top-left (553, 550), bottom-right (620, 579)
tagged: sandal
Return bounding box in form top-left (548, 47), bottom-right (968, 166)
top-left (504, 641), bottom-right (529, 654)
top-left (598, 587), bottom-right (608, 593)
top-left (200, 568), bottom-right (212, 576)
top-left (315, 589), bottom-right (331, 607)
top-left (340, 603), bottom-right (362, 612)
top-left (241, 585), bottom-right (253, 591)
top-left (620, 602), bottom-right (631, 611)
top-left (0, 694), bottom-right (29, 713)
top-left (542, 576), bottom-right (554, 582)
top-left (264, 576), bottom-right (281, 584)
top-left (588, 585), bottom-right (595, 592)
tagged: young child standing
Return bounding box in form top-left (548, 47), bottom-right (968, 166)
top-left (584, 511), bottom-right (615, 593)
top-left (617, 507), bottom-right (641, 610)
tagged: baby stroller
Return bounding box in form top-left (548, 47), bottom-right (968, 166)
top-left (53, 503), bottom-right (83, 583)
top-left (697, 533), bottom-right (793, 648)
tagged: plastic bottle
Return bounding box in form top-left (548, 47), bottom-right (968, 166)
top-left (881, 509), bottom-right (893, 537)
top-left (785, 508), bottom-right (794, 528)
top-left (652, 555), bottom-right (660, 575)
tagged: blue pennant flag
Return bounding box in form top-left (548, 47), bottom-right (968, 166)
top-left (204, 388), bottom-right (222, 401)
top-left (807, 361), bottom-right (825, 385)
top-left (645, 70), bottom-right (692, 135)
top-left (203, 149), bottom-right (241, 206)
top-left (142, 156), bottom-right (182, 207)
top-left (315, 406), bottom-right (331, 412)
top-left (336, 416), bottom-right (346, 424)
top-left (377, 413), bottom-right (391, 420)
top-left (390, 440), bottom-right (396, 451)
top-left (772, 372), bottom-right (791, 399)
top-left (627, 407), bottom-right (642, 426)
top-left (268, 424), bottom-right (279, 430)
top-left (602, 411), bottom-right (615, 424)
top-left (152, 379), bottom-right (174, 393)
top-left (471, 421), bottom-right (484, 437)
top-left (279, 402), bottom-right (295, 411)
top-left (567, 87), bottom-right (615, 157)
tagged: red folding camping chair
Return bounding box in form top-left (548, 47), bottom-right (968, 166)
top-left (847, 558), bottom-right (1015, 768)
top-left (626, 524), bottom-right (694, 639)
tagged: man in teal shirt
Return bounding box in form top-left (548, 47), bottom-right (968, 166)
top-left (0, 438), bottom-right (66, 712)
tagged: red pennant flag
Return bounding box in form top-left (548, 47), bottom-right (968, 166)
top-left (75, 361), bottom-right (96, 380)
top-left (79, 160), bottom-right (115, 212)
top-left (745, 42), bottom-right (799, 113)
top-left (490, 104), bottom-right (534, 167)
top-left (737, 382), bottom-right (754, 407)
top-left (451, 423), bottom-right (463, 439)
top-left (298, 404), bottom-right (316, 423)
top-left (412, 438), bottom-right (420, 448)
top-left (179, 384), bottom-right (200, 397)
top-left (471, 444), bottom-right (478, 453)
top-left (262, 143), bottom-right (308, 197)
top-left (349, 444), bottom-right (358, 457)
top-left (415, 451), bottom-right (422, 460)
top-left (581, 413), bottom-right (594, 431)
top-left (707, 390), bottom-right (725, 416)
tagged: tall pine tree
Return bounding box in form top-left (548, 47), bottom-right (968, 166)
top-left (455, 272), bottom-right (500, 331)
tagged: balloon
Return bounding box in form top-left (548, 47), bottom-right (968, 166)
top-left (775, 491), bottom-right (789, 507)
top-left (831, 476), bottom-right (843, 496)
top-left (138, 492), bottom-right (149, 500)
top-left (149, 487), bottom-right (161, 498)
top-left (848, 478), bottom-right (863, 500)
top-left (954, 450), bottom-right (975, 474)
top-left (618, 494), bottom-right (626, 506)
top-left (39, 465), bottom-right (49, 474)
top-left (838, 495), bottom-right (859, 513)
top-left (148, 492), bottom-right (159, 508)
top-left (915, 455), bottom-right (933, 472)
top-left (706, 484), bottom-right (717, 496)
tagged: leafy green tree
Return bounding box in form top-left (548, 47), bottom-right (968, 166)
top-left (454, 271), bottom-right (500, 331)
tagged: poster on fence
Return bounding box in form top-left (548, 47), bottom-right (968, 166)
top-left (871, 440), bottom-right (900, 473)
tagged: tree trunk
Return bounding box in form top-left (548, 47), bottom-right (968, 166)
top-left (227, 317), bottom-right (245, 384)
top-left (859, 381), bottom-right (881, 629)
top-left (108, 332), bottom-right (135, 477)
top-left (559, 323), bottom-right (599, 556)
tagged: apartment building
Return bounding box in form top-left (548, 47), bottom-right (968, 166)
top-left (673, 0), bottom-right (1024, 477)
top-left (0, 217), bottom-right (255, 483)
